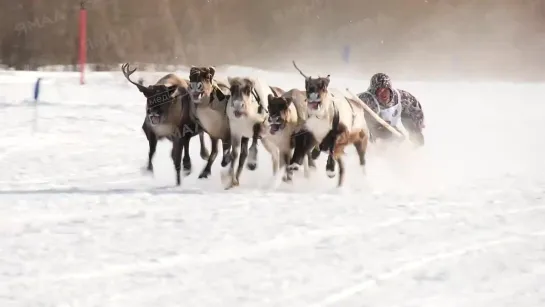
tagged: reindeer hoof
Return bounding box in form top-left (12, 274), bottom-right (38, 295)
top-left (200, 149), bottom-right (210, 160)
top-left (224, 179), bottom-right (239, 190)
top-left (326, 170), bottom-right (336, 178)
top-left (247, 163), bottom-right (257, 171)
top-left (183, 159), bottom-right (192, 176)
top-left (221, 156), bottom-right (232, 167)
top-left (183, 164), bottom-right (192, 175)
top-left (198, 170), bottom-right (210, 179)
top-left (311, 149), bottom-right (321, 160)
top-left (141, 165), bottom-right (154, 175)
top-left (287, 163), bottom-right (300, 172)
top-left (176, 174), bottom-right (181, 186)
top-left (282, 174), bottom-right (292, 182)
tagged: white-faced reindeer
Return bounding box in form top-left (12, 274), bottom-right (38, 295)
top-left (121, 63), bottom-right (209, 185)
top-left (266, 89), bottom-right (317, 182)
top-left (291, 61), bottom-right (370, 187)
top-left (223, 76), bottom-right (280, 189)
top-left (187, 66), bottom-right (232, 179)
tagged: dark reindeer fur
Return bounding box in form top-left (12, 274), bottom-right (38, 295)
top-left (121, 63), bottom-right (209, 186)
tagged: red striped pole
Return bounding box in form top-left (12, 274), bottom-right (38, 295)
top-left (79, 1), bottom-right (87, 85)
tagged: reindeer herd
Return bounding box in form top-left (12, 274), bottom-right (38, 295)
top-left (121, 61), bottom-right (399, 190)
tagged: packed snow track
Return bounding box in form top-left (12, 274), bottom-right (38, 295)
top-left (1, 68), bottom-right (544, 307)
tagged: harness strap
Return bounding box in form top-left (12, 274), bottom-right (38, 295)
top-left (250, 89), bottom-right (264, 114)
top-left (329, 102), bottom-right (340, 154)
top-left (345, 96), bottom-right (356, 128)
top-left (269, 86), bottom-right (280, 97)
top-left (211, 85), bottom-right (230, 115)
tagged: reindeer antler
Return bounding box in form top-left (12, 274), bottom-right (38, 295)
top-left (292, 61), bottom-right (308, 79)
top-left (121, 63), bottom-right (147, 91)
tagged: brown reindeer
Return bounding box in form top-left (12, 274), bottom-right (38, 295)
top-left (121, 63), bottom-right (209, 186)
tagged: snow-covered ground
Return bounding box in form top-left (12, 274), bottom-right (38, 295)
top-left (1, 67), bottom-right (544, 307)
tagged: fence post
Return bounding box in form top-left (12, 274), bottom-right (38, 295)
top-left (33, 77), bottom-right (42, 102)
top-left (342, 45), bottom-right (351, 64)
top-left (79, 0), bottom-right (87, 85)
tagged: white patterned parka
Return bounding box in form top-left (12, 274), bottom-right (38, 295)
top-left (357, 73), bottom-right (425, 146)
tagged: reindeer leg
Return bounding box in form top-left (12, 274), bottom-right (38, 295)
top-left (170, 138), bottom-right (183, 186)
top-left (326, 154), bottom-right (336, 178)
top-left (199, 138), bottom-right (218, 179)
top-left (235, 137), bottom-right (249, 183)
top-left (220, 138), bottom-right (232, 167)
top-left (336, 156), bottom-right (345, 187)
top-left (303, 153), bottom-right (311, 178)
top-left (142, 123), bottom-right (157, 173)
top-left (306, 151), bottom-right (317, 169)
top-left (354, 131), bottom-right (369, 173)
top-left (246, 124), bottom-right (260, 171)
top-left (199, 131), bottom-right (210, 160)
top-left (289, 131), bottom-right (314, 171)
top-left (282, 152), bottom-right (293, 182)
top-left (261, 138), bottom-right (280, 176)
top-left (223, 136), bottom-right (240, 189)
top-left (181, 134), bottom-right (192, 176)
top-left (311, 147), bottom-right (321, 160)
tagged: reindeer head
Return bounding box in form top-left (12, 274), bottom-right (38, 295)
top-left (188, 66), bottom-right (216, 104)
top-left (227, 77), bottom-right (255, 118)
top-left (121, 63), bottom-right (180, 126)
top-left (267, 94), bottom-right (293, 135)
top-left (292, 61), bottom-right (331, 116)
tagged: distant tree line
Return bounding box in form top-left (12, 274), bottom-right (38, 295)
top-left (0, 0), bottom-right (543, 80)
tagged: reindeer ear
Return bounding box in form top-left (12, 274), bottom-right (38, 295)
top-left (208, 66), bottom-right (216, 79)
top-left (323, 76), bottom-right (330, 88)
top-left (244, 78), bottom-right (255, 88)
top-left (140, 86), bottom-right (157, 98)
top-left (167, 85), bottom-right (178, 95)
top-left (139, 85), bottom-right (151, 94)
top-left (285, 97), bottom-right (293, 105)
top-left (267, 94), bottom-right (274, 103)
top-left (215, 87), bottom-right (226, 101)
top-left (189, 66), bottom-right (198, 77)
top-left (227, 77), bottom-right (233, 85)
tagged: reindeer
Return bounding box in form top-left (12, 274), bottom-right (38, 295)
top-left (266, 89), bottom-right (317, 182)
top-left (291, 61), bottom-right (369, 187)
top-left (121, 63), bottom-right (209, 186)
top-left (187, 66), bottom-right (232, 179)
top-left (223, 77), bottom-right (280, 189)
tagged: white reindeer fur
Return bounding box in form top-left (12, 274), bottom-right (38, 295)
top-left (224, 76), bottom-right (281, 184)
top-left (265, 92), bottom-right (311, 180)
top-left (305, 88), bottom-right (368, 144)
top-left (226, 76), bottom-right (271, 137)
